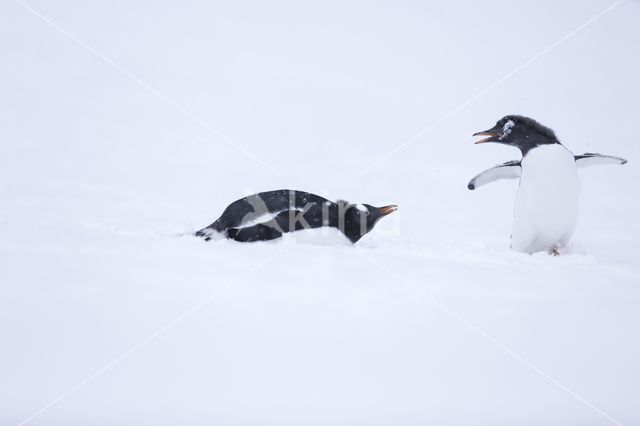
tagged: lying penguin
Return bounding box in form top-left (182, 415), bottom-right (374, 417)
top-left (195, 189), bottom-right (398, 244)
top-left (469, 115), bottom-right (627, 254)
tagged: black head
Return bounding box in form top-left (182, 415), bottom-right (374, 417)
top-left (338, 202), bottom-right (398, 244)
top-left (473, 115), bottom-right (560, 156)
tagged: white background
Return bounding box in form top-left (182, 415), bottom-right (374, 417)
top-left (1, 1), bottom-right (639, 425)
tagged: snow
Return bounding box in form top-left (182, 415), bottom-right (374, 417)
top-left (499, 119), bottom-right (516, 140)
top-left (1, 1), bottom-right (639, 425)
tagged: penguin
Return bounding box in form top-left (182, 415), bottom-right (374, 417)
top-left (469, 115), bottom-right (628, 254)
top-left (195, 189), bottom-right (398, 244)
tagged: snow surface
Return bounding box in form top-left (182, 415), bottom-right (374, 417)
top-left (1, 1), bottom-right (639, 425)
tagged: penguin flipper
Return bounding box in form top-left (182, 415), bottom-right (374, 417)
top-left (226, 210), bottom-right (296, 242)
top-left (467, 160), bottom-right (521, 190)
top-left (574, 153), bottom-right (628, 168)
top-left (227, 224), bottom-right (283, 242)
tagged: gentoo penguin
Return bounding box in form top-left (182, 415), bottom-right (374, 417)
top-left (469, 115), bottom-right (627, 254)
top-left (195, 189), bottom-right (398, 244)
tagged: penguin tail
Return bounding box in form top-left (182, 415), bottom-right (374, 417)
top-left (195, 222), bottom-right (226, 241)
top-left (194, 227), bottom-right (210, 240)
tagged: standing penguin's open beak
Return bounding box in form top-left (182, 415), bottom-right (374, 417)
top-left (473, 131), bottom-right (500, 144)
top-left (473, 122), bottom-right (504, 144)
top-left (377, 205), bottom-right (398, 216)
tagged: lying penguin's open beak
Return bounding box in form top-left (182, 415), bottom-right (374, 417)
top-left (473, 130), bottom-right (500, 144)
top-left (378, 205), bottom-right (398, 216)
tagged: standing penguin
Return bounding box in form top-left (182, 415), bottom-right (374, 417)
top-left (469, 115), bottom-right (627, 254)
top-left (195, 189), bottom-right (397, 244)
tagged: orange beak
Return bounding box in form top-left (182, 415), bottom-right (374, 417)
top-left (473, 131), bottom-right (500, 144)
top-left (378, 205), bottom-right (398, 216)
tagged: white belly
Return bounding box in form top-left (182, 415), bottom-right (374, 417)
top-left (511, 145), bottom-right (579, 253)
top-left (284, 227), bottom-right (352, 246)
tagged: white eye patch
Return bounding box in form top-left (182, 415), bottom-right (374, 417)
top-left (499, 120), bottom-right (515, 140)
